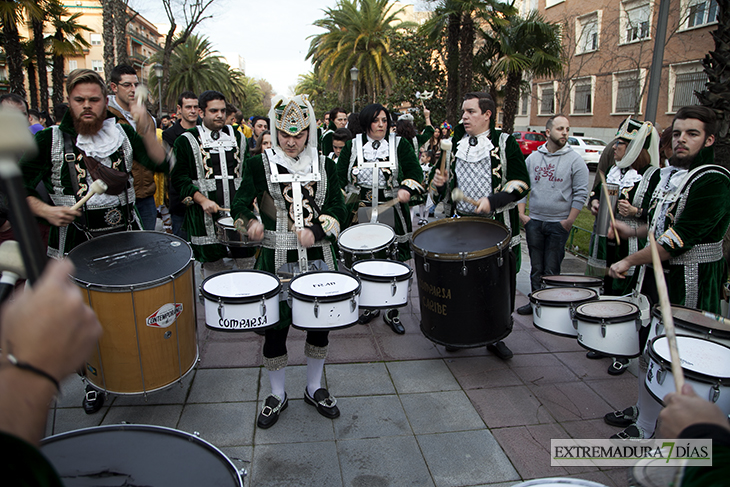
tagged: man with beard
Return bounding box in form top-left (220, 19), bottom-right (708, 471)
top-left (170, 90), bottom-right (249, 277)
top-left (516, 115), bottom-right (588, 315)
top-left (603, 105), bottom-right (730, 440)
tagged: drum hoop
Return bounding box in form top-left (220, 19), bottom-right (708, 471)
top-left (200, 269), bottom-right (282, 304)
top-left (650, 303), bottom-right (730, 338)
top-left (41, 424), bottom-right (242, 487)
top-left (351, 259), bottom-right (413, 282)
top-left (647, 334), bottom-right (730, 382)
top-left (530, 287), bottom-right (598, 307)
top-left (541, 275), bottom-right (602, 286)
top-left (215, 217), bottom-right (235, 228)
top-left (338, 223), bottom-right (395, 252)
top-left (574, 301), bottom-right (641, 323)
top-left (288, 270), bottom-right (362, 303)
top-left (410, 216), bottom-right (510, 261)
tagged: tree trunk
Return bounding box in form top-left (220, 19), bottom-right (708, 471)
top-left (102, 0), bottom-right (115, 81)
top-left (3, 19), bottom-right (26, 96)
top-left (445, 12), bottom-right (460, 124)
top-left (502, 71), bottom-right (522, 134)
top-left (113, 0), bottom-right (129, 66)
top-left (33, 18), bottom-right (49, 113)
top-left (458, 12), bottom-right (474, 102)
top-left (26, 61), bottom-right (38, 109)
top-left (51, 46), bottom-right (65, 107)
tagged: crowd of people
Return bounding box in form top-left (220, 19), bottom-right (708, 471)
top-left (0, 63), bottom-right (729, 485)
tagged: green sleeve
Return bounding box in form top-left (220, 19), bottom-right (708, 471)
top-left (20, 128), bottom-right (55, 198)
top-left (504, 134), bottom-right (529, 189)
top-left (232, 154), bottom-right (268, 224)
top-left (417, 125), bottom-right (434, 148)
top-left (397, 137), bottom-right (423, 194)
top-left (323, 157), bottom-right (347, 227)
top-left (170, 133), bottom-right (200, 200)
top-left (336, 139), bottom-right (354, 191)
top-left (321, 132), bottom-right (333, 157)
top-left (122, 125), bottom-right (168, 173)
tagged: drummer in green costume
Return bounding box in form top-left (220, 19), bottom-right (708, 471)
top-left (430, 92), bottom-right (530, 360)
top-left (170, 90), bottom-right (250, 277)
top-left (231, 94), bottom-right (347, 429)
top-left (336, 103), bottom-right (425, 334)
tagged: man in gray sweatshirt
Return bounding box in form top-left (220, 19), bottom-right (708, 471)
top-left (516, 115), bottom-right (589, 314)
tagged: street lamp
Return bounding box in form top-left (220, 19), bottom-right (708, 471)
top-left (350, 66), bottom-right (359, 114)
top-left (153, 63), bottom-right (163, 118)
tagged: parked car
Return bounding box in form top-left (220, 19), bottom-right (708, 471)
top-left (568, 136), bottom-right (607, 170)
top-left (512, 131), bottom-right (547, 156)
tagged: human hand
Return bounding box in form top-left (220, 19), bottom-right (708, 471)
top-left (658, 384), bottom-right (730, 438)
top-left (519, 214), bottom-right (530, 225)
top-left (397, 189), bottom-right (410, 203)
top-left (247, 220), bottom-right (264, 241)
top-left (608, 259), bottom-right (630, 279)
top-left (45, 206), bottom-right (81, 227)
top-left (617, 200), bottom-right (637, 217)
top-left (433, 169), bottom-right (447, 188)
top-left (590, 199), bottom-right (600, 216)
top-left (475, 197), bottom-right (491, 214)
top-left (296, 227), bottom-right (315, 248)
top-left (199, 197), bottom-right (219, 215)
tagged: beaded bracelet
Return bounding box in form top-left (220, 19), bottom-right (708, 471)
top-left (6, 354), bottom-right (60, 391)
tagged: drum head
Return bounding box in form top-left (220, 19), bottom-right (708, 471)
top-left (652, 304), bottom-right (730, 338)
top-left (575, 300), bottom-right (640, 321)
top-left (351, 259), bottom-right (412, 281)
top-left (289, 271), bottom-right (360, 302)
top-left (217, 216), bottom-right (235, 228)
top-left (69, 231), bottom-right (192, 289)
top-left (512, 479), bottom-right (609, 487)
top-left (411, 217), bottom-right (509, 258)
top-left (531, 287), bottom-right (597, 306)
top-left (41, 425), bottom-right (242, 487)
top-left (338, 223), bottom-right (395, 251)
top-left (201, 270), bottom-right (280, 303)
top-left (651, 335), bottom-right (730, 379)
top-left (542, 275), bottom-right (602, 287)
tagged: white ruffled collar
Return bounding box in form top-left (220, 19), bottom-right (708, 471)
top-left (268, 148), bottom-right (314, 176)
top-left (455, 130), bottom-right (494, 162)
top-left (363, 134), bottom-right (390, 161)
top-left (606, 165), bottom-right (643, 190)
top-left (198, 124), bottom-right (236, 148)
top-left (75, 118), bottom-right (125, 159)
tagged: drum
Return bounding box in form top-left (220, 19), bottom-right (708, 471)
top-left (200, 270), bottom-right (281, 331)
top-left (512, 479), bottom-right (608, 487)
top-left (215, 216), bottom-right (251, 247)
top-left (647, 304), bottom-right (730, 347)
top-left (410, 217), bottom-right (512, 347)
top-left (41, 425), bottom-right (243, 487)
top-left (599, 293), bottom-right (651, 328)
top-left (595, 183), bottom-right (619, 237)
top-left (630, 457), bottom-right (683, 487)
top-left (574, 300), bottom-right (642, 357)
top-left (530, 287), bottom-right (598, 337)
top-left (541, 274), bottom-right (603, 295)
top-left (68, 231), bottom-right (197, 395)
top-left (645, 335), bottom-right (730, 414)
top-left (337, 222), bottom-right (396, 268)
top-left (351, 259), bottom-right (412, 309)
top-left (288, 271), bottom-right (361, 330)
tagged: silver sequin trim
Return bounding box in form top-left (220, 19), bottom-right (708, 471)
top-left (263, 353), bottom-right (288, 371)
top-left (304, 343), bottom-right (328, 360)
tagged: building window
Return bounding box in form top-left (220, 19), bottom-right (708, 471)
top-left (576, 12), bottom-right (600, 54)
top-left (572, 78), bottom-right (593, 114)
top-left (520, 91), bottom-right (529, 116)
top-left (685, 0), bottom-right (718, 28)
top-left (92, 60), bottom-right (103, 73)
top-left (669, 63), bottom-right (707, 112)
top-left (613, 70), bottom-right (643, 114)
top-left (68, 60), bottom-right (78, 71)
top-left (90, 33), bottom-right (101, 45)
top-left (545, 0), bottom-right (565, 8)
top-left (622, 1), bottom-right (651, 44)
top-left (538, 82), bottom-right (555, 115)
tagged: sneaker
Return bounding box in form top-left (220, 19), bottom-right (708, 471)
top-left (516, 303), bottom-right (533, 315)
top-left (257, 394), bottom-right (288, 429)
top-left (304, 388), bottom-right (340, 419)
top-left (610, 423), bottom-right (647, 439)
top-left (604, 405), bottom-right (639, 427)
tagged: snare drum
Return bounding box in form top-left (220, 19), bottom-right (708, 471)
top-left (216, 216), bottom-right (250, 247)
top-left (530, 287), bottom-right (598, 337)
top-left (201, 270), bottom-right (281, 331)
top-left (351, 259), bottom-right (412, 308)
top-left (645, 335), bottom-right (730, 414)
top-left (647, 304), bottom-right (730, 347)
top-left (575, 300), bottom-right (642, 357)
top-left (68, 231), bottom-right (197, 395)
top-left (337, 222), bottom-right (396, 268)
top-left (288, 271), bottom-right (361, 330)
top-left (541, 274), bottom-right (603, 295)
top-left (41, 425), bottom-right (243, 487)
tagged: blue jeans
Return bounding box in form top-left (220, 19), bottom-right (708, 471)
top-left (524, 219), bottom-right (571, 292)
top-left (135, 196), bottom-right (158, 231)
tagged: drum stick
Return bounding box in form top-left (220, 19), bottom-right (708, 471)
top-left (598, 170), bottom-right (620, 245)
top-left (439, 139), bottom-right (452, 177)
top-left (451, 188), bottom-right (479, 207)
top-left (70, 180), bottom-right (108, 211)
top-left (648, 233), bottom-right (685, 393)
top-left (218, 208), bottom-right (230, 213)
top-left (374, 198), bottom-right (400, 213)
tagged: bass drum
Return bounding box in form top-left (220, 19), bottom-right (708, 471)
top-left (68, 231), bottom-right (197, 395)
top-left (41, 425), bottom-right (243, 487)
top-left (411, 217), bottom-right (512, 348)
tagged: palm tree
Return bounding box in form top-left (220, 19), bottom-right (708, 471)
top-left (0, 0), bottom-right (43, 96)
top-left (486, 11), bottom-right (563, 134)
top-left (21, 39), bottom-right (38, 108)
top-left (102, 0), bottom-right (115, 80)
top-left (307, 0), bottom-right (411, 103)
top-left (48, 10), bottom-right (91, 107)
top-left (32, 0), bottom-right (61, 113)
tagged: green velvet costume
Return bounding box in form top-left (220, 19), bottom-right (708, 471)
top-left (319, 120), bottom-right (337, 157)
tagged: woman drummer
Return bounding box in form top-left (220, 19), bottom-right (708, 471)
top-left (232, 94), bottom-right (347, 429)
top-left (336, 104), bottom-right (424, 334)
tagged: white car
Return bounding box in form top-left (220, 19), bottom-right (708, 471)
top-left (568, 136), bottom-right (607, 170)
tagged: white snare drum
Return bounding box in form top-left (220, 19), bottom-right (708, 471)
top-left (512, 479), bottom-right (609, 487)
top-left (541, 274), bottom-right (603, 295)
top-left (647, 304), bottom-right (730, 347)
top-left (337, 223), bottom-right (396, 268)
top-left (646, 335), bottom-right (730, 414)
top-left (351, 259), bottom-right (412, 308)
top-left (575, 300), bottom-right (642, 357)
top-left (201, 270), bottom-right (281, 331)
top-left (599, 293), bottom-right (651, 328)
top-left (216, 216), bottom-right (251, 247)
top-left (530, 287), bottom-right (598, 337)
top-left (289, 271), bottom-right (361, 330)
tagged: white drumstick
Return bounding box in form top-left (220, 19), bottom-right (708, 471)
top-left (451, 188), bottom-right (479, 207)
top-left (135, 84), bottom-right (149, 106)
top-left (70, 180), bottom-right (108, 211)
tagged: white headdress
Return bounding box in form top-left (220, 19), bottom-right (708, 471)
top-left (614, 117), bottom-right (660, 169)
top-left (268, 94), bottom-right (318, 175)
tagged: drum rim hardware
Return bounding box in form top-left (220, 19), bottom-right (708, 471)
top-left (410, 216), bottom-right (510, 261)
top-left (574, 301), bottom-right (641, 324)
top-left (529, 287), bottom-right (598, 307)
top-left (201, 269), bottom-right (282, 304)
top-left (647, 334), bottom-right (730, 383)
top-left (351, 259), bottom-right (413, 283)
top-left (651, 303), bottom-right (730, 339)
top-left (541, 274), bottom-right (603, 287)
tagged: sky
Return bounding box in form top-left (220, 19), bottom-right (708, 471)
top-left (131, 0), bottom-right (426, 97)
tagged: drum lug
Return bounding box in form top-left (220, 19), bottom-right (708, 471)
top-left (217, 298), bottom-right (224, 319)
top-left (535, 301), bottom-right (541, 318)
top-left (655, 320), bottom-right (663, 337)
top-left (350, 294), bottom-right (357, 312)
top-left (313, 298), bottom-right (319, 318)
top-left (635, 319), bottom-right (642, 332)
top-left (423, 258), bottom-right (430, 273)
top-left (710, 385), bottom-right (721, 403)
top-left (391, 278), bottom-right (397, 297)
top-left (460, 252), bottom-right (468, 276)
top-left (601, 322), bottom-right (607, 338)
top-left (657, 367), bottom-right (666, 386)
top-left (260, 297), bottom-right (267, 317)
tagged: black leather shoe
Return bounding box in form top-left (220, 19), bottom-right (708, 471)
top-left (358, 308), bottom-right (380, 324)
top-left (384, 309), bottom-right (405, 334)
top-left (586, 351), bottom-right (605, 359)
top-left (608, 358), bottom-right (629, 375)
top-left (487, 341), bottom-right (513, 360)
top-left (257, 394), bottom-right (288, 429)
top-left (82, 385), bottom-right (105, 414)
top-left (304, 388), bottom-right (340, 419)
top-left (604, 406), bottom-right (638, 427)
top-left (516, 303), bottom-right (533, 315)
